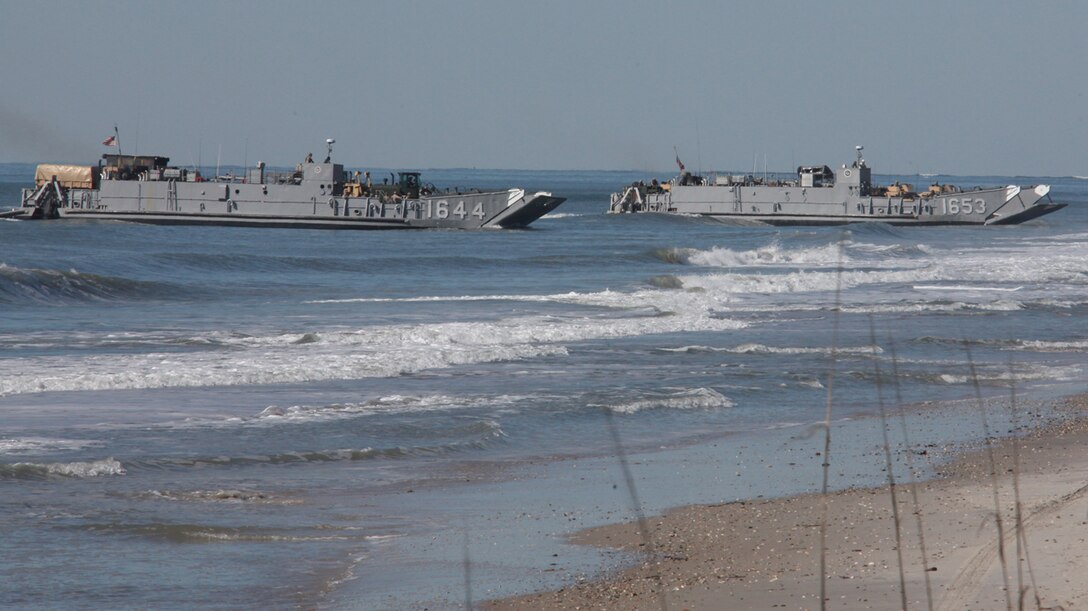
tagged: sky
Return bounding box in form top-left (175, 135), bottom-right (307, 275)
top-left (1, 0), bottom-right (1086, 175)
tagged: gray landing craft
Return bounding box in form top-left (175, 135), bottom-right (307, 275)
top-left (4, 140), bottom-right (564, 229)
top-left (609, 147), bottom-right (1065, 226)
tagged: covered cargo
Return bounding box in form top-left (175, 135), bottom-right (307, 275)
top-left (35, 164), bottom-right (97, 189)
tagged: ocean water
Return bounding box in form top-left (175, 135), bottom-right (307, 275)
top-left (1, 167), bottom-right (1086, 609)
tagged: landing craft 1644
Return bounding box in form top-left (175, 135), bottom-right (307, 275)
top-left (4, 139), bottom-right (564, 230)
top-left (609, 147), bottom-right (1065, 226)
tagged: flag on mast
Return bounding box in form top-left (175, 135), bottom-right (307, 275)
top-left (107, 125), bottom-right (122, 155)
top-left (675, 151), bottom-right (685, 172)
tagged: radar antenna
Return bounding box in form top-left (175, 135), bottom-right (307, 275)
top-left (855, 145), bottom-right (865, 168)
top-left (325, 138), bottom-right (336, 163)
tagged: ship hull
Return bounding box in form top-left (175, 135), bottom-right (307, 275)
top-left (610, 157), bottom-right (1065, 226)
top-left (610, 184), bottom-right (1063, 226)
top-left (10, 161), bottom-right (563, 230)
top-left (14, 191), bottom-right (564, 230)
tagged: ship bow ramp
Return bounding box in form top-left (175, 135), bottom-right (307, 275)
top-left (987, 185), bottom-right (1066, 224)
top-left (484, 189), bottom-right (565, 228)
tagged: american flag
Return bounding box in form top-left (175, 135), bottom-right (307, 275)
top-left (102, 136), bottom-right (117, 146)
top-left (675, 153), bottom-right (685, 172)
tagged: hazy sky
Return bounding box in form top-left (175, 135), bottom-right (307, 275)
top-left (2, 0), bottom-right (1086, 175)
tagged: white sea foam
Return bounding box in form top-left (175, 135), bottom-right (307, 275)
top-left (305, 293), bottom-right (565, 304)
top-left (764, 421), bottom-right (808, 430)
top-left (840, 300), bottom-right (1025, 314)
top-left (728, 343), bottom-right (882, 356)
top-left (658, 345), bottom-right (721, 353)
top-left (8, 458), bottom-right (126, 478)
top-left (0, 304), bottom-right (747, 396)
top-left (0, 437), bottom-right (104, 455)
top-left (254, 393), bottom-right (540, 424)
top-left (661, 343), bottom-right (881, 356)
top-left (1032, 299), bottom-right (1086, 309)
top-left (680, 230), bottom-right (1088, 289)
top-left (913, 285), bottom-right (1022, 292)
top-left (1016, 339), bottom-right (1088, 352)
top-left (307, 287), bottom-right (733, 309)
top-left (5, 228), bottom-right (1084, 396)
top-left (1013, 363), bottom-right (1083, 382)
top-left (685, 241), bottom-right (853, 268)
top-left (141, 489), bottom-right (302, 504)
top-left (676, 241), bottom-right (1086, 299)
top-left (303, 234), bottom-right (1088, 322)
top-left (674, 266), bottom-right (937, 296)
top-left (181, 530), bottom-right (350, 543)
top-left (681, 240), bottom-right (944, 271)
top-left (934, 362), bottom-right (1081, 385)
top-left (593, 387), bottom-right (733, 414)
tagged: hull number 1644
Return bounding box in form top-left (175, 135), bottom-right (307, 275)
top-left (424, 200), bottom-right (486, 220)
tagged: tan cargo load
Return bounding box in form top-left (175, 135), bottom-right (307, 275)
top-left (35, 164), bottom-right (96, 189)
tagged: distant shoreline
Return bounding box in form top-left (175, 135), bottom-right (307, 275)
top-left (2, 162), bottom-right (1084, 182)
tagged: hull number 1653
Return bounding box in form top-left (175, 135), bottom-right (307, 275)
top-left (940, 198), bottom-right (986, 215)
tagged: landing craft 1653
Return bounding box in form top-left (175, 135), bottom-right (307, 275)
top-left (609, 147), bottom-right (1065, 226)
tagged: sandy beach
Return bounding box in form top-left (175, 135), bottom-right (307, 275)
top-left (486, 394), bottom-right (1088, 610)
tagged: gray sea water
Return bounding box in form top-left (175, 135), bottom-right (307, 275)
top-left (2, 165), bottom-right (1086, 609)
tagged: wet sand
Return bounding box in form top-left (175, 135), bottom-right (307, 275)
top-left (486, 394), bottom-right (1088, 610)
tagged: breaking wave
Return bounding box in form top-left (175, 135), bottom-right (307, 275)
top-left (0, 458), bottom-right (125, 480)
top-left (849, 361), bottom-right (1082, 387)
top-left (648, 233), bottom-right (1088, 309)
top-left (252, 394), bottom-right (536, 424)
top-left (674, 253), bottom-right (1083, 296)
top-left (687, 241), bottom-right (848, 267)
top-left (916, 336), bottom-right (1088, 353)
top-left (0, 436), bottom-right (105, 455)
top-left (647, 274), bottom-right (685, 289)
top-left (661, 343), bottom-right (881, 356)
top-left (114, 419), bottom-right (507, 471)
top-left (649, 247), bottom-right (694, 264)
top-left (137, 489), bottom-right (301, 504)
top-left (0, 292), bottom-right (747, 396)
top-left (0, 263), bottom-right (186, 304)
top-left (592, 387), bottom-right (733, 414)
top-left (654, 240), bottom-right (931, 269)
top-left (840, 300), bottom-right (1024, 314)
